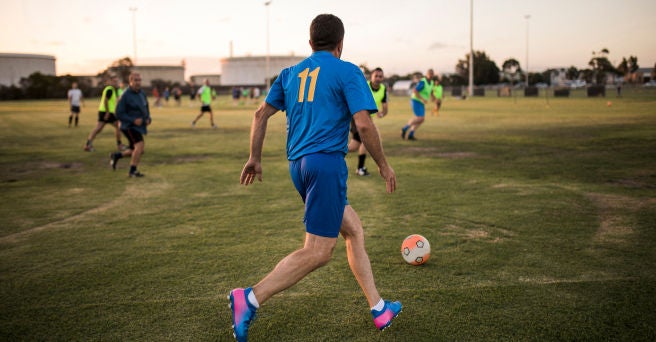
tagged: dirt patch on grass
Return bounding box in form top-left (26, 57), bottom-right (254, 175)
top-left (0, 181), bottom-right (171, 244)
top-left (2, 161), bottom-right (84, 181)
top-left (170, 155), bottom-right (210, 164)
top-left (440, 223), bottom-right (509, 243)
top-left (586, 192), bottom-right (654, 244)
top-left (396, 147), bottom-right (478, 159)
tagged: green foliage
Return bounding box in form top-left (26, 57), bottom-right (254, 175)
top-left (1, 92), bottom-right (655, 340)
top-left (456, 50), bottom-right (500, 85)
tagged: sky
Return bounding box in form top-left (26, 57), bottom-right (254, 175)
top-left (1, 0), bottom-right (655, 80)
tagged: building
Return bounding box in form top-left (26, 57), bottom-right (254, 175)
top-left (132, 65), bottom-right (185, 87)
top-left (190, 74), bottom-right (221, 86)
top-left (220, 55), bottom-right (306, 86)
top-left (0, 53), bottom-right (56, 86)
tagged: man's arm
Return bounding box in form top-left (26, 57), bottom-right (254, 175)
top-left (353, 110), bottom-right (396, 193)
top-left (240, 102), bottom-right (279, 185)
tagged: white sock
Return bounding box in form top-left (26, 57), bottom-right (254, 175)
top-left (247, 289), bottom-right (260, 308)
top-left (371, 298), bottom-right (385, 311)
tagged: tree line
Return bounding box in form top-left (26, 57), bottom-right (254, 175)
top-left (373, 48), bottom-right (654, 89)
top-left (2, 50), bottom-right (654, 100)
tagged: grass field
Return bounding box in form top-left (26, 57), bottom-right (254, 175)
top-left (1, 89), bottom-right (655, 341)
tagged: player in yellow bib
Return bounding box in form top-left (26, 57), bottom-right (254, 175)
top-left (191, 79), bottom-right (217, 128)
top-left (349, 67), bottom-right (388, 176)
top-left (84, 75), bottom-right (125, 151)
top-left (401, 69), bottom-right (435, 140)
top-left (432, 75), bottom-right (443, 116)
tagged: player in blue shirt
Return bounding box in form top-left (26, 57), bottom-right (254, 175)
top-left (230, 14), bottom-right (401, 342)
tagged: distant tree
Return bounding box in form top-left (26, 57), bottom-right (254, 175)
top-left (566, 66), bottom-right (579, 80)
top-left (529, 72), bottom-right (545, 85)
top-left (456, 50), bottom-right (500, 85)
top-left (98, 57), bottom-right (134, 83)
top-left (20, 72), bottom-right (58, 99)
top-left (579, 68), bottom-right (594, 83)
top-left (588, 48), bottom-right (616, 84)
top-left (501, 58), bottom-right (522, 84)
top-left (541, 68), bottom-right (559, 86)
top-left (445, 73), bottom-right (466, 86)
top-left (617, 56), bottom-right (640, 83)
top-left (652, 62), bottom-right (656, 81)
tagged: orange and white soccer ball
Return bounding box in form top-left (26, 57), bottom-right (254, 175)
top-left (401, 234), bottom-right (430, 265)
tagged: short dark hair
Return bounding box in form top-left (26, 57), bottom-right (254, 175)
top-left (372, 67), bottom-right (383, 73)
top-left (310, 14), bottom-right (344, 51)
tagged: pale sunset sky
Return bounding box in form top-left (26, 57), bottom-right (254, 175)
top-left (1, 0), bottom-right (655, 79)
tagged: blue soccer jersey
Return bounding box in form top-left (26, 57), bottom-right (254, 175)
top-left (266, 51), bottom-right (378, 161)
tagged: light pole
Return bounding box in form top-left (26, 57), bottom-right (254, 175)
top-left (468, 0), bottom-right (474, 97)
top-left (524, 14), bottom-right (530, 87)
top-left (265, 1), bottom-right (272, 90)
top-left (129, 7), bottom-right (138, 64)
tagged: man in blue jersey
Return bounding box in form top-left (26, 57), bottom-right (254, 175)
top-left (230, 14), bottom-right (401, 342)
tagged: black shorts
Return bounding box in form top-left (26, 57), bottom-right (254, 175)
top-left (350, 122), bottom-right (362, 143)
top-left (121, 128), bottom-right (144, 150)
top-left (98, 111), bottom-right (117, 123)
top-left (201, 105), bottom-right (212, 113)
top-left (71, 105), bottom-right (80, 114)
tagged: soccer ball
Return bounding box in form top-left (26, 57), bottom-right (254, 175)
top-left (401, 234), bottom-right (430, 265)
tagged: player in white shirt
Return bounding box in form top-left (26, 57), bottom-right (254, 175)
top-left (67, 82), bottom-right (84, 127)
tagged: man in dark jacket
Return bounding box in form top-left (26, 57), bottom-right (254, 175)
top-left (111, 72), bottom-right (151, 178)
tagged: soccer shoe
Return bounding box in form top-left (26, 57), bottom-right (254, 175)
top-left (191, 121), bottom-right (196, 128)
top-left (371, 300), bottom-right (402, 331)
top-left (118, 144), bottom-right (128, 151)
top-left (401, 128), bottom-right (408, 139)
top-left (407, 136), bottom-right (417, 141)
top-left (83, 144), bottom-right (95, 152)
top-left (229, 288), bottom-right (257, 342)
top-left (109, 153), bottom-right (119, 170)
top-left (356, 167), bottom-right (370, 176)
top-left (129, 171), bottom-right (145, 178)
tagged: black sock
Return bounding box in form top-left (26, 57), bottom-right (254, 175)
top-left (117, 140), bottom-right (122, 146)
top-left (68, 116), bottom-right (72, 125)
top-left (75, 117), bottom-right (78, 126)
top-left (358, 154), bottom-right (366, 169)
top-left (129, 165), bottom-right (137, 174)
top-left (114, 152), bottom-right (123, 159)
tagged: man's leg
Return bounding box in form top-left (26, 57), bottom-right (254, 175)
top-left (192, 111), bottom-right (204, 126)
top-left (340, 205), bottom-right (402, 330)
top-left (208, 110), bottom-right (216, 127)
top-left (339, 205), bottom-right (380, 307)
top-left (85, 122), bottom-right (105, 150)
top-left (130, 140), bottom-right (144, 169)
top-left (251, 233), bottom-right (337, 304)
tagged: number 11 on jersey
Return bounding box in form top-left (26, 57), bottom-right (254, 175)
top-left (297, 67), bottom-right (320, 103)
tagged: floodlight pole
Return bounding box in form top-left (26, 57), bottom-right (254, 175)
top-left (265, 1), bottom-right (272, 90)
top-left (130, 7), bottom-right (138, 64)
top-left (524, 14), bottom-right (531, 87)
top-left (468, 0), bottom-right (474, 97)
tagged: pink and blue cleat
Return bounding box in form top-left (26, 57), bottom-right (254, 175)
top-left (371, 300), bottom-right (402, 331)
top-left (229, 288), bottom-right (257, 342)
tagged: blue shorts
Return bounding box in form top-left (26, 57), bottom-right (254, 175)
top-left (411, 99), bottom-right (425, 117)
top-left (289, 152), bottom-right (348, 238)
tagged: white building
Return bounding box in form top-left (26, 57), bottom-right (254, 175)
top-left (0, 53), bottom-right (56, 86)
top-left (220, 55), bottom-right (306, 86)
top-left (132, 65), bottom-right (185, 86)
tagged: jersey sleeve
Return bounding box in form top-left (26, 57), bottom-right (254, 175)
top-left (344, 64), bottom-right (377, 116)
top-left (265, 68), bottom-right (288, 111)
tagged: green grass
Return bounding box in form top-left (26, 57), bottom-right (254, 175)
top-left (1, 89), bottom-right (655, 341)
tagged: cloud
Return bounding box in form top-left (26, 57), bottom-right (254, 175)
top-left (428, 42), bottom-right (463, 50)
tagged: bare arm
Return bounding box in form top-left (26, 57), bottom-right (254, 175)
top-left (378, 102), bottom-right (388, 118)
top-left (353, 110), bottom-right (396, 193)
top-left (240, 102), bottom-right (279, 185)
